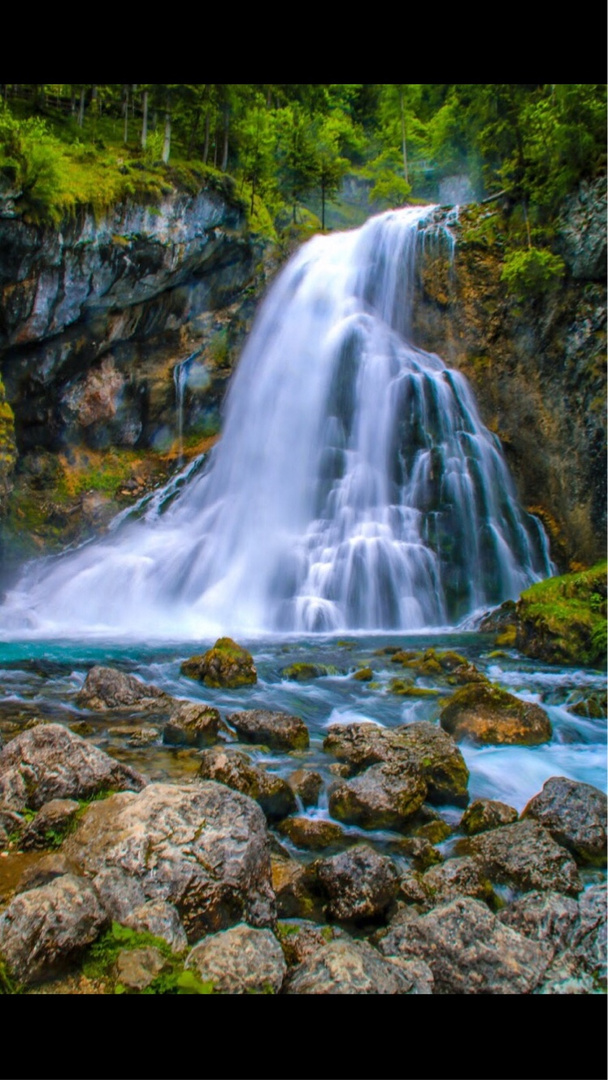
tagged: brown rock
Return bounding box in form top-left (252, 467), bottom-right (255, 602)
top-left (440, 682), bottom-right (552, 744)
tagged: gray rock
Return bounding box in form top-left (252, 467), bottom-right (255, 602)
top-left (16, 853), bottom-right (80, 894)
top-left (0, 723), bottom-right (146, 811)
top-left (115, 946), bottom-right (167, 991)
top-left (468, 819), bottom-right (583, 896)
top-left (186, 922), bottom-right (287, 994)
top-left (123, 900), bottom-right (188, 954)
top-left (227, 709), bottom-right (309, 751)
top-left (316, 844), bottom-right (399, 922)
top-left (460, 798), bottom-right (519, 835)
top-left (283, 937), bottom-right (425, 995)
top-left (197, 746), bottom-right (296, 821)
top-left (92, 867), bottom-right (147, 923)
top-left (20, 799), bottom-right (80, 851)
top-left (163, 701), bottom-right (222, 748)
top-left (499, 890), bottom-right (581, 954)
top-left (556, 176), bottom-right (608, 280)
top-left (63, 781), bottom-right (275, 942)
top-left (416, 856), bottom-right (499, 910)
top-left (0, 873), bottom-right (108, 985)
top-left (76, 665), bottom-right (171, 712)
top-left (522, 776), bottom-right (607, 866)
top-left (328, 761), bottom-right (427, 831)
top-left (379, 896), bottom-right (552, 994)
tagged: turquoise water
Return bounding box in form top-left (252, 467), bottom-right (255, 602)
top-left (1, 631), bottom-right (605, 816)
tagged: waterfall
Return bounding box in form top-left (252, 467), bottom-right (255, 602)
top-left (1, 205), bottom-right (552, 638)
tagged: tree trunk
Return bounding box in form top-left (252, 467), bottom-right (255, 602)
top-left (141, 90), bottom-right (149, 150)
top-left (203, 111), bottom-right (210, 163)
top-left (221, 106), bottom-right (229, 172)
top-left (77, 87), bottom-right (85, 128)
top-left (399, 89), bottom-right (409, 185)
top-left (162, 109), bottom-right (171, 164)
top-left (123, 86), bottom-right (129, 144)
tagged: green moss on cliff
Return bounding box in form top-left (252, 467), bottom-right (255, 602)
top-left (516, 562), bottom-right (607, 666)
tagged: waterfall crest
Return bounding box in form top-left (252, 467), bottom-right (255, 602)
top-left (1, 205), bottom-right (552, 637)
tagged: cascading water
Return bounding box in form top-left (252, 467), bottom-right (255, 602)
top-left (1, 205), bottom-right (552, 637)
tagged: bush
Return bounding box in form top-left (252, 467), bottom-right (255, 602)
top-left (500, 246), bottom-right (565, 299)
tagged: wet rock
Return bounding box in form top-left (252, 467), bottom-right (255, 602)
top-left (408, 815), bottom-right (452, 845)
top-left (352, 667), bottom-right (373, 681)
top-left (197, 746), bottom-right (296, 822)
top-left (286, 769), bottom-right (323, 808)
top-left (180, 638), bottom-right (257, 688)
top-left (271, 855), bottom-right (324, 921)
top-left (63, 781), bottom-right (276, 942)
top-left (323, 720), bottom-right (469, 807)
top-left (226, 708), bottom-right (309, 751)
top-left (122, 900), bottom-right (188, 954)
top-left (280, 662), bottom-right (341, 681)
top-left (316, 844), bottom-right (399, 922)
top-left (569, 883), bottom-right (607, 987)
top-left (460, 798), bottom-right (519, 835)
top-left (283, 937), bottom-right (428, 995)
top-left (20, 799), bottom-right (80, 851)
top-left (0, 723), bottom-right (146, 812)
top-left (390, 836), bottom-right (443, 872)
top-left (440, 683), bottom-right (552, 745)
top-left (186, 923), bottom-right (287, 994)
top-left (498, 890), bottom-right (580, 955)
top-left (468, 820), bottom-right (583, 896)
top-left (0, 873), bottom-right (108, 985)
top-left (568, 692), bottom-right (607, 719)
top-left (276, 919), bottom-right (343, 966)
top-left (113, 725), bottom-right (159, 747)
top-left (328, 761), bottom-right (427, 831)
top-left (76, 665), bottom-right (171, 711)
top-left (69, 721), bottom-right (95, 737)
top-left (276, 816), bottom-right (346, 851)
top-left (17, 853), bottom-right (79, 894)
top-left (378, 896), bottom-right (552, 994)
top-left (115, 946), bottom-right (167, 991)
top-left (446, 662), bottom-right (490, 685)
top-left (162, 701), bottom-right (222, 748)
top-left (522, 776), bottom-right (607, 866)
top-left (416, 856), bottom-right (499, 910)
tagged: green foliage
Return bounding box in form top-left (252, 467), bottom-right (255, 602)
top-left (500, 247), bottom-right (566, 298)
top-left (0, 958), bottom-right (20, 995)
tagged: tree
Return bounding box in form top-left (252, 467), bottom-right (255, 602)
top-left (275, 104), bottom-right (318, 222)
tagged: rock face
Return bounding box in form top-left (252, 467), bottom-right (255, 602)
top-left (226, 709), bottom-right (309, 751)
top-left (186, 923), bottom-right (287, 994)
top-left (440, 683), bottom-right (552, 745)
top-left (76, 666), bottom-right (171, 711)
top-left (522, 776), bottom-right (607, 866)
top-left (181, 638), bottom-right (257, 688)
top-left (0, 723), bottom-right (146, 811)
top-left (0, 873), bottom-right (108, 985)
top-left (62, 781), bottom-right (276, 941)
top-left (378, 897), bottom-right (552, 994)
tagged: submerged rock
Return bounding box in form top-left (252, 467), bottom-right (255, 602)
top-left (63, 781), bottom-right (276, 942)
top-left (439, 682), bottom-right (552, 745)
top-left (522, 776), bottom-right (607, 866)
top-left (280, 662), bottom-right (342, 681)
top-left (180, 638), bottom-right (257, 688)
top-left (76, 666), bottom-right (171, 711)
top-left (186, 923), bottom-right (287, 994)
top-left (197, 746), bottom-right (296, 821)
top-left (0, 723), bottom-right (146, 812)
top-left (226, 708), bottom-right (309, 751)
top-left (0, 873), bottom-right (108, 986)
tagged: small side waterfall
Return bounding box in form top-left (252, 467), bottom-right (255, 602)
top-left (1, 205), bottom-right (552, 637)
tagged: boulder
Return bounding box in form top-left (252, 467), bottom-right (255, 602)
top-left (76, 665), bottom-right (171, 711)
top-left (286, 769), bottom-right (323, 808)
top-left (328, 761), bottom-right (427, 831)
top-left (62, 781), bottom-right (276, 942)
top-left (162, 701), bottom-right (223, 748)
top-left (522, 776), bottom-right (607, 866)
top-left (276, 816), bottom-right (346, 851)
top-left (468, 820), bottom-right (582, 897)
top-left (122, 900), bottom-right (188, 954)
top-left (0, 873), bottom-right (108, 985)
top-left (283, 937), bottom-right (430, 995)
top-left (276, 919), bottom-right (344, 967)
top-left (316, 844), bottom-right (399, 922)
top-left (414, 856), bottom-right (499, 910)
top-left (460, 798), bottom-right (519, 836)
top-left (197, 747), bottom-right (296, 822)
top-left (270, 856), bottom-right (324, 921)
top-left (439, 683), bottom-right (552, 745)
top-left (378, 896), bottom-right (552, 994)
top-left (115, 946), bottom-right (167, 991)
top-left (226, 709), bottom-right (309, 751)
top-left (180, 638), bottom-right (257, 688)
top-left (0, 723), bottom-right (146, 812)
top-left (280, 662), bottom-right (341, 681)
top-left (185, 923), bottom-right (287, 994)
top-left (20, 799), bottom-right (80, 851)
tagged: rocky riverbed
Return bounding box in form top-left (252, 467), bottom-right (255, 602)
top-left (0, 633), bottom-right (605, 995)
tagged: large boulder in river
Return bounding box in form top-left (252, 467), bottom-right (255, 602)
top-left (0, 873), bottom-right (108, 986)
top-left (76, 665), bottom-right (171, 711)
top-left (0, 723), bottom-right (146, 812)
top-left (226, 709), bottom-right (309, 751)
top-left (197, 746), bottom-right (296, 821)
top-left (439, 683), bottom-right (552, 745)
top-left (62, 781), bottom-right (275, 942)
top-left (328, 762), bottom-right (427, 831)
top-left (323, 720), bottom-right (469, 806)
top-left (180, 638), bottom-right (257, 688)
top-left (522, 776), bottom-right (607, 866)
top-left (468, 820), bottom-right (583, 897)
top-left (162, 701), bottom-right (223, 748)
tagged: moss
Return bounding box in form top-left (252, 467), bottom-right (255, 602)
top-left (281, 662), bottom-right (340, 681)
top-left (352, 667), bottom-right (373, 681)
top-left (388, 680), bottom-right (440, 697)
top-left (516, 561), bottom-right (607, 666)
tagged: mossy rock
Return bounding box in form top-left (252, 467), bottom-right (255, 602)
top-left (514, 562), bottom-right (607, 667)
top-left (180, 637), bottom-right (257, 688)
top-left (388, 680), bottom-right (440, 697)
top-left (352, 667), bottom-right (373, 682)
top-left (440, 682), bottom-right (552, 745)
top-left (281, 662), bottom-right (341, 681)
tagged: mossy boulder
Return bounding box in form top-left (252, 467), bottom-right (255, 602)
top-left (162, 702), bottom-right (223, 748)
top-left (180, 638), bottom-right (257, 688)
top-left (276, 816), bottom-right (346, 851)
top-left (197, 747), bottom-right (296, 822)
top-left (226, 708), bottom-right (309, 751)
top-left (460, 798), bottom-right (519, 836)
top-left (328, 763), bottom-right (428, 832)
top-left (510, 563), bottom-right (606, 666)
top-left (440, 683), bottom-right (552, 745)
top-left (281, 662), bottom-right (341, 681)
top-left (352, 667), bottom-right (373, 682)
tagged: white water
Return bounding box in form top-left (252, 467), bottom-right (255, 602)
top-left (1, 206), bottom-right (552, 638)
